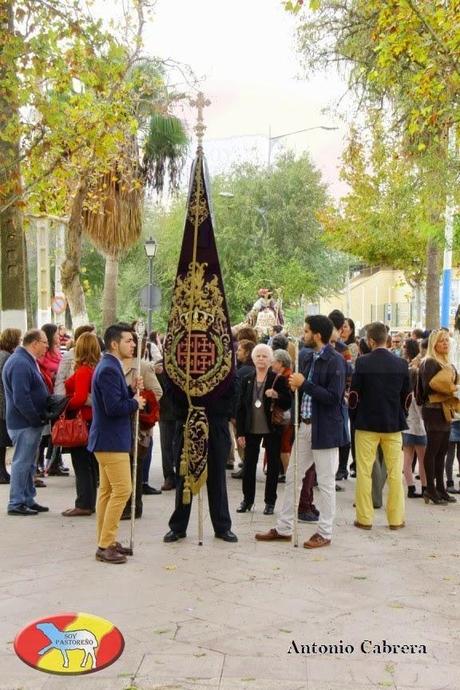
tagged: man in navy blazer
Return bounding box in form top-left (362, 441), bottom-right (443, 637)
top-left (2, 329), bottom-right (50, 516)
top-left (88, 324), bottom-right (145, 564)
top-left (256, 315), bottom-right (346, 549)
top-left (349, 321), bottom-right (410, 531)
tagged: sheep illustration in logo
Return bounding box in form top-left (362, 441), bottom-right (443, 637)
top-left (36, 622), bottom-right (98, 669)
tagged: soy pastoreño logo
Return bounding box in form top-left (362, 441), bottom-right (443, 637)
top-left (14, 613), bottom-right (124, 675)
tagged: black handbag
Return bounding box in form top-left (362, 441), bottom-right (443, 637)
top-left (44, 394), bottom-right (69, 421)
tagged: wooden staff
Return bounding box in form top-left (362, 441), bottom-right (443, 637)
top-left (293, 338), bottom-right (300, 548)
top-left (198, 489), bottom-right (203, 546)
top-left (129, 320), bottom-right (145, 555)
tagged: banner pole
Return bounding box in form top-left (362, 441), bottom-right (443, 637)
top-left (293, 339), bottom-right (300, 548)
top-left (129, 320), bottom-right (145, 555)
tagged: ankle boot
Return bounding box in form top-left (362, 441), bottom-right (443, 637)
top-left (407, 485), bottom-right (422, 498)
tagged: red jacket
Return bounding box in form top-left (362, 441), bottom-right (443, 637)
top-left (65, 365), bottom-right (94, 422)
top-left (38, 348), bottom-right (62, 383)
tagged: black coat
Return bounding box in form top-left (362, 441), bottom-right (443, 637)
top-left (236, 369), bottom-right (291, 437)
top-left (349, 348), bottom-right (411, 433)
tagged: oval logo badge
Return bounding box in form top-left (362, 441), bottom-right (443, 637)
top-left (14, 613), bottom-right (124, 675)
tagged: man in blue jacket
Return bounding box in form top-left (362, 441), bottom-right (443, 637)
top-left (256, 315), bottom-right (346, 548)
top-left (2, 329), bottom-right (49, 515)
top-left (88, 324), bottom-right (145, 564)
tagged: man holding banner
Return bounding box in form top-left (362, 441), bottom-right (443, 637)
top-left (162, 93), bottom-right (237, 545)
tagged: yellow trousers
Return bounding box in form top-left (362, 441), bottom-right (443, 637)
top-left (355, 430), bottom-right (405, 527)
top-left (95, 452), bottom-right (132, 549)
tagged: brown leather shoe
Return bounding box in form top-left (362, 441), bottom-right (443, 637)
top-left (113, 541), bottom-right (133, 556)
top-left (161, 478), bottom-right (176, 491)
top-left (34, 478), bottom-right (47, 488)
top-left (389, 522), bottom-right (405, 530)
top-left (62, 508), bottom-right (92, 517)
top-left (95, 545), bottom-right (127, 564)
top-left (354, 520), bottom-right (372, 530)
top-left (255, 528), bottom-right (291, 542)
top-left (304, 533), bottom-right (331, 549)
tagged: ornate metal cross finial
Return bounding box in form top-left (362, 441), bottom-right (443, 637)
top-left (190, 91), bottom-right (211, 152)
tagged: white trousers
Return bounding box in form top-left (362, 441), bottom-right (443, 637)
top-left (276, 422), bottom-right (338, 539)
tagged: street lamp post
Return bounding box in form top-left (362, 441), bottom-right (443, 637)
top-left (267, 124), bottom-right (338, 167)
top-left (144, 237), bottom-right (157, 334)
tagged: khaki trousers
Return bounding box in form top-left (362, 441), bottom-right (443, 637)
top-left (355, 430), bottom-right (405, 527)
top-left (95, 452), bottom-right (132, 549)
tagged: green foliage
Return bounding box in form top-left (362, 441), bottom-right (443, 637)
top-left (152, 153), bottom-right (347, 325)
top-left (320, 110), bottom-right (455, 286)
top-left (293, 0), bottom-right (460, 144)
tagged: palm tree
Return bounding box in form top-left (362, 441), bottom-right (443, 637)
top-left (83, 111), bottom-right (188, 328)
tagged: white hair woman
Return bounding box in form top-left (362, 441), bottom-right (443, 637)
top-left (235, 344), bottom-right (291, 515)
top-left (417, 329), bottom-right (458, 505)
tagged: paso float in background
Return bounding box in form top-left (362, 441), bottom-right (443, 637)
top-left (14, 612), bottom-right (124, 675)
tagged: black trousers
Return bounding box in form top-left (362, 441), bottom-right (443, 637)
top-left (243, 431), bottom-right (282, 506)
top-left (159, 419), bottom-right (177, 482)
top-left (70, 446), bottom-right (98, 511)
top-left (169, 418), bottom-right (232, 535)
top-left (424, 429), bottom-right (450, 494)
top-left (446, 442), bottom-right (460, 482)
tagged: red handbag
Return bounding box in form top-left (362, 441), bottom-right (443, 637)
top-left (51, 408), bottom-right (89, 448)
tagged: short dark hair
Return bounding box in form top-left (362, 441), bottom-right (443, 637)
top-left (359, 337), bottom-right (371, 355)
top-left (271, 334), bottom-right (288, 351)
top-left (237, 326), bottom-right (258, 344)
top-left (412, 328), bottom-right (424, 339)
top-left (74, 324), bottom-right (95, 343)
top-left (305, 315), bottom-right (334, 344)
top-left (404, 338), bottom-right (419, 361)
top-left (0, 328), bottom-right (21, 353)
top-left (23, 329), bottom-right (43, 346)
top-left (103, 323), bottom-right (132, 351)
top-left (328, 309), bottom-right (345, 331)
top-left (272, 325), bottom-right (283, 335)
top-left (366, 321), bottom-right (387, 345)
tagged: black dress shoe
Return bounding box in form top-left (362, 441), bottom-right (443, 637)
top-left (142, 484), bottom-right (161, 495)
top-left (263, 504), bottom-right (274, 515)
top-left (215, 530), bottom-right (238, 543)
top-left (0, 474), bottom-right (10, 484)
top-left (163, 530), bottom-right (186, 543)
top-left (47, 467), bottom-right (69, 476)
top-left (28, 503), bottom-right (49, 512)
top-left (236, 500), bottom-right (252, 513)
top-left (231, 468), bottom-right (244, 479)
top-left (8, 505), bottom-right (38, 515)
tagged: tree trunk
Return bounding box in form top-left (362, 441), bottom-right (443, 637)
top-left (0, 1), bottom-right (27, 331)
top-left (102, 253), bottom-right (119, 329)
top-left (425, 237), bottom-right (441, 329)
top-left (60, 180), bottom-right (89, 328)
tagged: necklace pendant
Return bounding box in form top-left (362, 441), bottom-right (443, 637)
top-left (255, 400), bottom-right (262, 408)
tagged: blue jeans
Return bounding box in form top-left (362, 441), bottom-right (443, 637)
top-left (8, 426), bottom-right (44, 510)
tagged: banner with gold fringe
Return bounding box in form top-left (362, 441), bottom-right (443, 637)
top-left (163, 94), bottom-right (234, 504)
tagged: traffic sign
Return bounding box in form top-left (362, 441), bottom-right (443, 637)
top-left (139, 285), bottom-right (161, 311)
top-left (51, 295), bottom-right (67, 315)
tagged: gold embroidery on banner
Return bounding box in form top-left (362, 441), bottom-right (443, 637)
top-left (180, 406), bottom-right (209, 501)
top-left (187, 173), bottom-right (209, 226)
top-left (164, 261), bottom-right (233, 397)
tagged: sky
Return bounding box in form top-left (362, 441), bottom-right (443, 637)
top-left (100, 0), bottom-right (350, 197)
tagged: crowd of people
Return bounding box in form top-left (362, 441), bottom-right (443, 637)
top-left (0, 310), bottom-right (458, 563)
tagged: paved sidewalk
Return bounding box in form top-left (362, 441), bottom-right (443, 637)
top-left (0, 432), bottom-right (459, 690)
